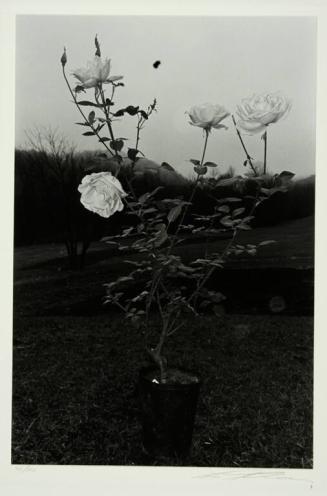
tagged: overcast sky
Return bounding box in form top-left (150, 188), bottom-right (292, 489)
top-left (15, 15), bottom-right (316, 178)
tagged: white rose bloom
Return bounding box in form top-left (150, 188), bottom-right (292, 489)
top-left (78, 172), bottom-right (127, 218)
top-left (236, 93), bottom-right (291, 135)
top-left (187, 103), bottom-right (230, 132)
top-left (73, 56), bottom-right (123, 89)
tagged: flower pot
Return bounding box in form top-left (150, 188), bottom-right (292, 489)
top-left (138, 366), bottom-right (201, 458)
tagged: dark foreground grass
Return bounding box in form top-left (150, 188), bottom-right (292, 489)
top-left (12, 313), bottom-right (313, 467)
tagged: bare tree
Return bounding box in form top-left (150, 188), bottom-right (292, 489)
top-left (24, 125), bottom-right (96, 269)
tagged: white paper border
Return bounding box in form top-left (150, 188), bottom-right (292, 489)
top-left (1, 1), bottom-right (326, 495)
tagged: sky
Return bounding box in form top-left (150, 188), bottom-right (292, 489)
top-left (15, 15), bottom-right (317, 178)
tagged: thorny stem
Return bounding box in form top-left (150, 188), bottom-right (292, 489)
top-left (94, 84), bottom-right (123, 178)
top-left (110, 83), bottom-right (115, 103)
top-left (135, 115), bottom-right (143, 152)
top-left (145, 269), bottom-right (162, 333)
top-left (166, 174), bottom-right (199, 254)
top-left (98, 85), bottom-right (120, 163)
top-left (156, 290), bottom-right (165, 323)
top-left (113, 300), bottom-right (129, 313)
top-left (146, 287), bottom-right (169, 382)
top-left (167, 321), bottom-right (184, 337)
top-left (166, 129), bottom-right (210, 254)
top-left (124, 101), bottom-right (156, 199)
top-left (231, 114), bottom-right (258, 176)
top-left (62, 66), bottom-right (115, 158)
top-left (125, 100), bottom-right (157, 197)
top-left (263, 130), bottom-right (267, 174)
top-left (134, 100), bottom-right (156, 160)
top-left (165, 301), bottom-right (185, 336)
top-left (200, 129), bottom-right (209, 166)
top-left (156, 281), bottom-right (181, 340)
top-left (98, 85), bottom-right (116, 144)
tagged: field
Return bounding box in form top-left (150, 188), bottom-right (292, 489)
top-left (12, 216), bottom-right (314, 467)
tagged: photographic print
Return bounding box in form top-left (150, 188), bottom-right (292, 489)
top-left (12, 14), bottom-right (316, 468)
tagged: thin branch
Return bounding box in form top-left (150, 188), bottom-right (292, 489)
top-left (156, 289), bottom-right (165, 324)
top-left (167, 322), bottom-right (185, 337)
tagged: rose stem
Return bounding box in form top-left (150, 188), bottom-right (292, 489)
top-left (99, 86), bottom-right (116, 146)
top-left (263, 130), bottom-right (267, 174)
top-left (166, 129), bottom-right (210, 254)
top-left (231, 115), bottom-right (257, 176)
top-left (200, 128), bottom-right (209, 166)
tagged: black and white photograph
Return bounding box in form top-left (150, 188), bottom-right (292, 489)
top-left (3, 3), bottom-right (327, 492)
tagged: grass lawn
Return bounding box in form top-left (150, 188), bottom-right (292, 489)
top-left (12, 314), bottom-right (313, 467)
top-left (12, 217), bottom-right (314, 467)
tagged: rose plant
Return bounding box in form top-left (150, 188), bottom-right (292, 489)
top-left (61, 38), bottom-right (291, 385)
top-left (59, 37), bottom-right (296, 457)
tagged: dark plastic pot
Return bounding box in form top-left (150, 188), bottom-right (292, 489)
top-left (138, 367), bottom-right (201, 458)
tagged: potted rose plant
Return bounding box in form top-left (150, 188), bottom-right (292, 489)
top-left (60, 38), bottom-right (291, 458)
